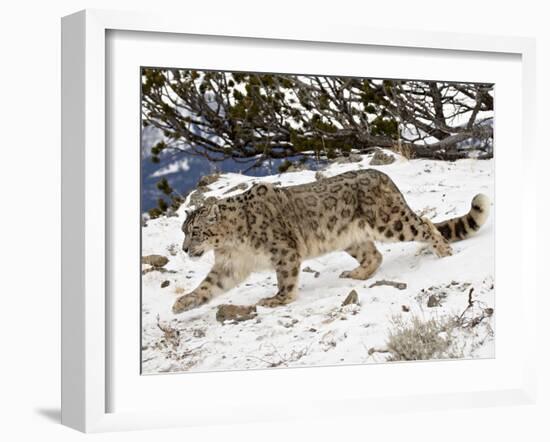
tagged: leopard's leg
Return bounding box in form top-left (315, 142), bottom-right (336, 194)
top-left (257, 249), bottom-right (301, 308)
top-left (418, 217), bottom-right (453, 257)
top-left (373, 203), bottom-right (453, 258)
top-left (172, 263), bottom-right (250, 314)
top-left (394, 215), bottom-right (452, 257)
top-left (339, 240), bottom-right (383, 280)
top-left (354, 169), bottom-right (452, 258)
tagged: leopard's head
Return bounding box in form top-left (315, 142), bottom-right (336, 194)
top-left (181, 203), bottom-right (221, 258)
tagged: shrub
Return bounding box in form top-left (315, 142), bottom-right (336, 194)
top-left (386, 315), bottom-right (463, 361)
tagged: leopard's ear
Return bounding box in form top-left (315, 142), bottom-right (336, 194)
top-left (207, 204), bottom-right (219, 223)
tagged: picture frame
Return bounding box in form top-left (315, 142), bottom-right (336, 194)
top-left (61, 9), bottom-right (538, 433)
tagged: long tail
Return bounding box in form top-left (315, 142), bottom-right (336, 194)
top-left (435, 194), bottom-right (490, 242)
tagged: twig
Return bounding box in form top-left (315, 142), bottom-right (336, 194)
top-left (369, 280), bottom-right (407, 290)
top-left (455, 288), bottom-right (494, 328)
top-left (248, 342), bottom-right (310, 368)
top-left (368, 346), bottom-right (391, 355)
top-left (457, 287), bottom-right (475, 321)
top-left (246, 355), bottom-right (285, 368)
top-left (267, 342), bottom-right (287, 364)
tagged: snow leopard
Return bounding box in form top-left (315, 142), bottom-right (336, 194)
top-left (172, 169), bottom-right (490, 313)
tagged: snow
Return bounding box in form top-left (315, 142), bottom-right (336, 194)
top-left (150, 158), bottom-right (190, 177)
top-left (141, 150), bottom-right (494, 374)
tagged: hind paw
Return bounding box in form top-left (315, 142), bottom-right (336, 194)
top-left (172, 293), bottom-right (205, 314)
top-left (434, 241), bottom-right (453, 258)
top-left (257, 293), bottom-right (293, 308)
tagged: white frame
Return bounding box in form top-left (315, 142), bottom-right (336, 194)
top-left (61, 9), bottom-right (537, 433)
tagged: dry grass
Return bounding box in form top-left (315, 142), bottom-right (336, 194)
top-left (385, 315), bottom-right (463, 361)
top-left (155, 315), bottom-right (181, 351)
top-left (392, 139), bottom-right (414, 160)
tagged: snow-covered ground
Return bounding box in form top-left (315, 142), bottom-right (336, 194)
top-left (141, 150), bottom-right (495, 374)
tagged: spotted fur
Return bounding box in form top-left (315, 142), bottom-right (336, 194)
top-left (172, 170), bottom-right (490, 313)
top-left (434, 194), bottom-right (490, 242)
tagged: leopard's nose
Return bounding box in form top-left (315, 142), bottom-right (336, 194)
top-left (182, 244), bottom-right (189, 253)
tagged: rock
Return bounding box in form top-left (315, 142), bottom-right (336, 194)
top-left (197, 173), bottom-right (220, 188)
top-left (286, 163), bottom-right (308, 172)
top-left (334, 153), bottom-right (362, 164)
top-left (141, 254), bottom-right (169, 268)
top-left (166, 244), bottom-right (179, 256)
top-left (401, 305), bottom-right (410, 312)
top-left (142, 267), bottom-right (171, 275)
top-left (342, 289), bottom-right (359, 306)
top-left (370, 150), bottom-right (395, 166)
top-left (320, 330), bottom-right (338, 350)
top-left (278, 318), bottom-right (299, 328)
top-left (160, 280), bottom-right (170, 288)
top-left (216, 304), bottom-right (257, 323)
top-left (193, 328), bottom-right (206, 338)
top-left (188, 189), bottom-right (205, 207)
top-left (427, 294), bottom-right (441, 308)
top-left (223, 182), bottom-right (248, 194)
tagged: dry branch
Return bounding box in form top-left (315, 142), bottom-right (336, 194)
top-left (369, 280), bottom-right (407, 290)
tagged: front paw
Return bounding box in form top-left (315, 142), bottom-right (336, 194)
top-left (172, 293), bottom-right (204, 314)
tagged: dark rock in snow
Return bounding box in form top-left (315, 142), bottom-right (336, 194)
top-left (342, 289), bottom-right (359, 306)
top-left (427, 295), bottom-right (441, 308)
top-left (142, 254), bottom-right (169, 268)
top-left (216, 304), bottom-right (257, 323)
top-left (223, 182), bottom-right (248, 194)
top-left (333, 153), bottom-right (362, 164)
top-left (197, 173), bottom-right (220, 188)
top-left (370, 150), bottom-right (395, 166)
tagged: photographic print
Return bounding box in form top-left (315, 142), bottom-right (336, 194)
top-left (140, 69), bottom-right (494, 374)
